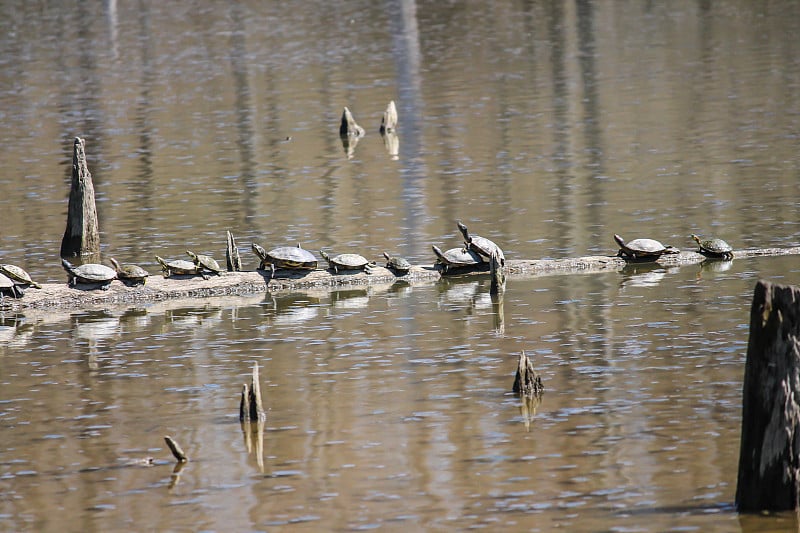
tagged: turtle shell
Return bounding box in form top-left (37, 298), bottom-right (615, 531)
top-left (62, 259), bottom-right (116, 285)
top-left (614, 234), bottom-right (676, 259)
top-left (186, 251), bottom-right (223, 274)
top-left (259, 245), bottom-right (318, 270)
top-left (0, 264), bottom-right (41, 289)
top-left (457, 221), bottom-right (505, 263)
top-left (155, 256), bottom-right (201, 276)
top-left (692, 234), bottom-right (733, 258)
top-left (109, 258), bottom-right (149, 284)
top-left (383, 252), bottom-right (411, 273)
top-left (432, 245), bottom-right (484, 274)
top-left (320, 250), bottom-right (370, 273)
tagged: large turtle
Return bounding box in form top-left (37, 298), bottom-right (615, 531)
top-left (0, 271), bottom-right (24, 298)
top-left (61, 259), bottom-right (117, 289)
top-left (186, 250), bottom-right (224, 276)
top-left (0, 264), bottom-right (42, 289)
top-left (251, 243), bottom-right (318, 276)
top-left (383, 251), bottom-right (412, 275)
top-left (319, 250), bottom-right (373, 274)
top-left (109, 258), bottom-right (149, 286)
top-left (457, 221), bottom-right (504, 264)
top-left (691, 234), bottom-right (733, 260)
top-left (432, 245), bottom-right (484, 274)
top-left (155, 255), bottom-right (206, 279)
top-left (614, 234), bottom-right (679, 260)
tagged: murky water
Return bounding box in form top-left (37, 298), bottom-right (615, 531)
top-left (3, 0), bottom-right (800, 530)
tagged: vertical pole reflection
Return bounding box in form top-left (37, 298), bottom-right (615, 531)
top-left (387, 0), bottom-right (429, 259)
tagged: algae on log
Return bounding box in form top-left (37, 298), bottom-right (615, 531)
top-left (60, 137), bottom-right (100, 258)
top-left (736, 280), bottom-right (800, 512)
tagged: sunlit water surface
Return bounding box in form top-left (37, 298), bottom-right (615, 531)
top-left (2, 0), bottom-right (800, 530)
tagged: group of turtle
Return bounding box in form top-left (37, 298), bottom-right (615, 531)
top-left (0, 224), bottom-right (735, 299)
top-left (614, 233), bottom-right (734, 261)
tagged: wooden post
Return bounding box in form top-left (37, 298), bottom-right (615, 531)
top-left (239, 363), bottom-right (266, 422)
top-left (736, 280), bottom-right (800, 512)
top-left (380, 100), bottom-right (397, 134)
top-left (60, 137), bottom-right (101, 257)
top-left (339, 106), bottom-right (365, 138)
top-left (490, 249), bottom-right (505, 296)
top-left (226, 230), bottom-right (241, 272)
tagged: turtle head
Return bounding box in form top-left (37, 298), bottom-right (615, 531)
top-left (691, 234), bottom-right (701, 245)
top-left (457, 221), bottom-right (469, 239)
top-left (109, 257), bottom-right (121, 271)
top-left (186, 250), bottom-right (198, 263)
top-left (383, 251), bottom-right (391, 261)
top-left (251, 243), bottom-right (267, 258)
top-left (613, 234), bottom-right (625, 247)
top-left (320, 250), bottom-right (330, 261)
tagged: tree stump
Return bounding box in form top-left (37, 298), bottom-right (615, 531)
top-left (339, 106), bottom-right (364, 138)
top-left (736, 280), bottom-right (800, 512)
top-left (513, 351), bottom-right (543, 396)
top-left (239, 362), bottom-right (266, 422)
top-left (380, 100), bottom-right (397, 134)
top-left (60, 137), bottom-right (100, 257)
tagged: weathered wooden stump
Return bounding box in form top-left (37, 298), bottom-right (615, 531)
top-left (513, 351), bottom-right (543, 396)
top-left (339, 106), bottom-right (365, 138)
top-left (489, 249), bottom-right (505, 296)
top-left (736, 280), bottom-right (800, 512)
top-left (239, 362), bottom-right (267, 423)
top-left (380, 100), bottom-right (397, 134)
top-left (226, 230), bottom-right (242, 272)
top-left (60, 137), bottom-right (100, 258)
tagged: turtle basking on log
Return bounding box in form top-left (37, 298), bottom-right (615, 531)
top-left (61, 259), bottom-right (117, 289)
top-left (320, 250), bottom-right (373, 274)
top-left (614, 234), bottom-right (679, 261)
top-left (109, 258), bottom-right (149, 286)
top-left (251, 243), bottom-right (318, 277)
top-left (691, 234), bottom-right (733, 260)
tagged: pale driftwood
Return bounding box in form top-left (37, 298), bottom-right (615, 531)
top-left (380, 100), bottom-right (397, 133)
top-left (339, 106), bottom-right (364, 138)
top-left (60, 137), bottom-right (100, 258)
top-left (164, 435), bottom-right (188, 463)
top-left (226, 231), bottom-right (241, 272)
top-left (239, 363), bottom-right (266, 423)
top-left (4, 247), bottom-right (800, 312)
top-left (736, 280), bottom-right (800, 512)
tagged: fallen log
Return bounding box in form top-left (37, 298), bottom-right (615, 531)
top-left (3, 247), bottom-right (800, 312)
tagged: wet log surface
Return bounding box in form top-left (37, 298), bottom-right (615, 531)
top-left (4, 246), bottom-right (800, 312)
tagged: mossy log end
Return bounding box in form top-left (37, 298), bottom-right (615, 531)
top-left (736, 280), bottom-right (800, 512)
top-left (4, 246), bottom-right (800, 312)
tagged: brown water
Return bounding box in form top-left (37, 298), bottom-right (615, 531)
top-left (2, 0), bottom-right (800, 530)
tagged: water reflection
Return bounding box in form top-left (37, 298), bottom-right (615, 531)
top-left (618, 263), bottom-right (677, 290)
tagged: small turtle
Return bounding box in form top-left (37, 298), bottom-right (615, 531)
top-left (319, 250), bottom-right (373, 274)
top-left (0, 272), bottom-right (24, 298)
top-left (432, 245), bottom-right (484, 274)
top-left (109, 258), bottom-right (149, 286)
top-left (383, 251), bottom-right (412, 275)
top-left (61, 258), bottom-right (117, 289)
top-left (691, 234), bottom-right (733, 260)
top-left (155, 255), bottom-right (206, 279)
top-left (186, 250), bottom-right (224, 276)
top-left (0, 264), bottom-right (42, 289)
top-left (614, 234), bottom-right (679, 261)
top-left (457, 221), bottom-right (504, 264)
top-left (251, 243), bottom-right (318, 276)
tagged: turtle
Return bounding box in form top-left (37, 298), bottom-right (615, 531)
top-left (614, 234), bottom-right (679, 260)
top-left (155, 255), bottom-right (207, 279)
top-left (432, 245), bottom-right (484, 274)
top-left (0, 271), bottom-right (24, 298)
top-left (691, 234), bottom-right (733, 260)
top-left (319, 250), bottom-right (373, 274)
top-left (109, 258), bottom-right (149, 286)
top-left (383, 251), bottom-right (412, 275)
top-left (186, 250), bottom-right (224, 276)
top-left (251, 243), bottom-right (318, 275)
top-left (0, 264), bottom-right (42, 289)
top-left (457, 221), bottom-right (505, 265)
top-left (61, 258), bottom-right (117, 289)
